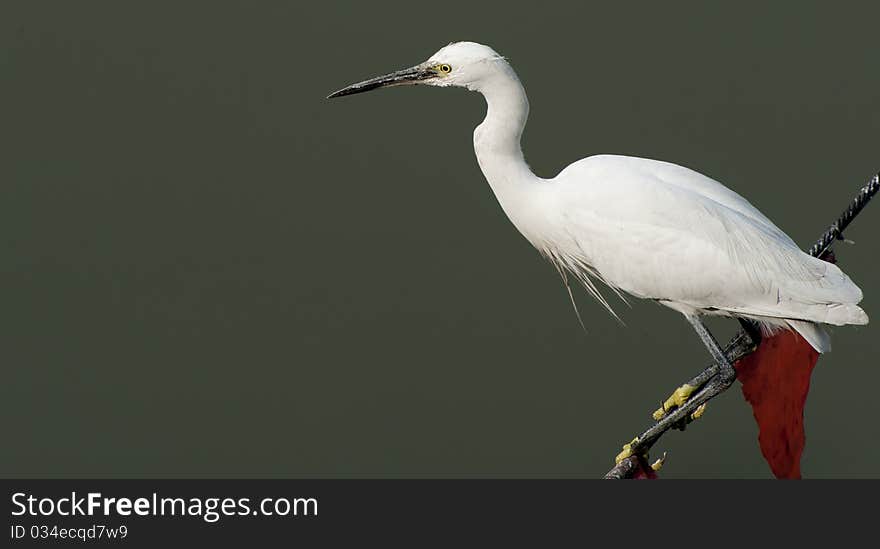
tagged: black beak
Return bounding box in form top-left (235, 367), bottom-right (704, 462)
top-left (327, 65), bottom-right (436, 99)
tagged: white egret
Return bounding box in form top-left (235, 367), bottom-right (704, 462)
top-left (328, 42), bottom-right (868, 459)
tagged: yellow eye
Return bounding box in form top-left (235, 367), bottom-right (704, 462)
top-left (438, 64), bottom-right (452, 74)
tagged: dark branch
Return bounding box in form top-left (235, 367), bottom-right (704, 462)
top-left (809, 174), bottom-right (880, 259)
top-left (604, 172), bottom-right (880, 479)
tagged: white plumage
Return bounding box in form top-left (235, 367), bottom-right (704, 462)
top-left (330, 41), bottom-right (868, 353)
top-left (538, 155), bottom-right (866, 352)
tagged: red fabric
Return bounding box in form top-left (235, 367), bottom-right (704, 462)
top-left (733, 330), bottom-right (819, 479)
top-left (631, 456), bottom-right (658, 479)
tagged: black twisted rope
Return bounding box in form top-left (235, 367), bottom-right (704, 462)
top-left (808, 173), bottom-right (880, 259)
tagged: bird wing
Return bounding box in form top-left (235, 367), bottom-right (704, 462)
top-left (549, 155), bottom-right (866, 326)
top-left (564, 155), bottom-right (798, 245)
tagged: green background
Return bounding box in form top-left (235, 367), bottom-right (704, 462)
top-left (3, 1), bottom-right (878, 478)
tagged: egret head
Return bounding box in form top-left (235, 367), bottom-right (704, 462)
top-left (327, 41), bottom-right (507, 98)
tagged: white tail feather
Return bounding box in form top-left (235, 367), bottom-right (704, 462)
top-left (786, 319), bottom-right (832, 353)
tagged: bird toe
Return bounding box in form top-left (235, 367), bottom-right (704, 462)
top-left (652, 383), bottom-right (698, 420)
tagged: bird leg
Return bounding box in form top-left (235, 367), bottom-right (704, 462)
top-left (686, 314), bottom-right (737, 375)
top-left (615, 319), bottom-right (760, 464)
top-left (652, 318), bottom-right (761, 422)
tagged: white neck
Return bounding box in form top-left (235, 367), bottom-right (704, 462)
top-left (472, 64), bottom-right (544, 241)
